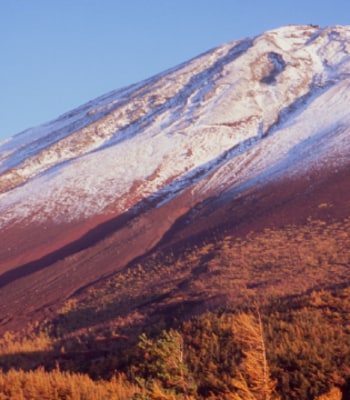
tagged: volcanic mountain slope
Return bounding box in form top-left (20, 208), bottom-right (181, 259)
top-left (0, 24), bottom-right (350, 334)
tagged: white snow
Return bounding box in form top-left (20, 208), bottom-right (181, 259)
top-left (1, 25), bottom-right (350, 228)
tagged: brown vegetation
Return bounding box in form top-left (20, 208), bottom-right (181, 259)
top-left (0, 207), bottom-right (349, 399)
top-left (0, 368), bottom-right (138, 400)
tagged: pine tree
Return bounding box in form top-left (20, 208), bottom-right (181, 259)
top-left (135, 329), bottom-right (196, 399)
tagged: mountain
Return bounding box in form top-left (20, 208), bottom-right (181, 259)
top-left (1, 24), bottom-right (350, 400)
top-left (0, 24), bottom-right (350, 335)
top-left (0, 21), bottom-right (350, 382)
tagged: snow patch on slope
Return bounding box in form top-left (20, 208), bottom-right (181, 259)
top-left (1, 25), bottom-right (350, 228)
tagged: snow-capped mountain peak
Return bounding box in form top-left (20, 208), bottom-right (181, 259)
top-left (1, 24), bottom-right (350, 228)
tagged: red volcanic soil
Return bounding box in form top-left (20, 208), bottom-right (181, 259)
top-left (160, 163), bottom-right (350, 249)
top-left (0, 162), bottom-right (349, 334)
top-left (0, 192), bottom-right (191, 333)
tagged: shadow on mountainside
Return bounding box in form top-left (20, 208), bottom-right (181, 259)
top-left (0, 66), bottom-right (345, 292)
top-left (0, 120), bottom-right (271, 292)
top-left (0, 339), bottom-right (131, 377)
top-left (0, 147), bottom-right (233, 291)
top-left (0, 207), bottom-right (135, 290)
top-left (1, 279), bottom-right (350, 384)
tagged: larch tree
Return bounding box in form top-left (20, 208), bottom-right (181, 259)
top-left (231, 311), bottom-right (278, 400)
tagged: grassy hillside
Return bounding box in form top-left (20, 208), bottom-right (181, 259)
top-left (0, 212), bottom-right (349, 399)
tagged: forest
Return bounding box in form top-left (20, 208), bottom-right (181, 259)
top-left (0, 214), bottom-right (349, 399)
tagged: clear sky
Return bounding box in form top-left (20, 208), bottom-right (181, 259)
top-left (1, 0), bottom-right (350, 141)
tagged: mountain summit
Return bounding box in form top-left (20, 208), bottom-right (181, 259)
top-left (0, 25), bottom-right (350, 331)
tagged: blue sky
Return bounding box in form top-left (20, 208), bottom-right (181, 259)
top-left (1, 0), bottom-right (349, 141)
